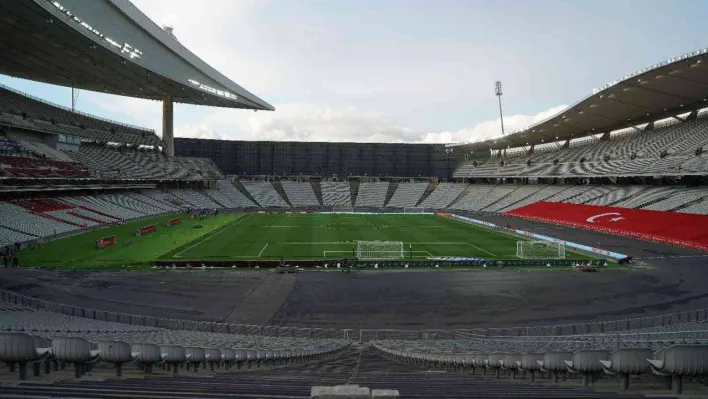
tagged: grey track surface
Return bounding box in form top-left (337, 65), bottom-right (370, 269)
top-left (1, 214), bottom-right (707, 329)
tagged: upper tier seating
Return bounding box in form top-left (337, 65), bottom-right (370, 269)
top-left (242, 182), bottom-right (289, 207)
top-left (17, 139), bottom-right (74, 162)
top-left (281, 181), bottom-right (320, 207)
top-left (385, 183), bottom-right (429, 208)
top-left (63, 144), bottom-right (217, 181)
top-left (175, 157), bottom-right (225, 180)
top-left (418, 183), bottom-right (466, 209)
top-left (0, 84), bottom-right (160, 146)
top-left (321, 182), bottom-right (352, 207)
top-left (355, 182), bottom-right (389, 207)
top-left (453, 117), bottom-right (708, 178)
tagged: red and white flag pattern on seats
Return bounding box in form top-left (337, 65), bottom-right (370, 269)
top-left (505, 201), bottom-right (708, 251)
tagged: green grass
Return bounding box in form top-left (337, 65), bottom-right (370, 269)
top-left (21, 213), bottom-right (242, 268)
top-left (21, 213), bottom-right (600, 269)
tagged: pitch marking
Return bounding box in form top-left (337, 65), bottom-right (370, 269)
top-left (258, 243), bottom-right (269, 257)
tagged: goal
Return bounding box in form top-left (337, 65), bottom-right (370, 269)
top-left (516, 240), bottom-right (566, 259)
top-left (356, 241), bottom-right (404, 260)
top-left (403, 207), bottom-right (425, 214)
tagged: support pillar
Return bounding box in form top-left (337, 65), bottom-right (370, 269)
top-left (162, 95), bottom-right (174, 157)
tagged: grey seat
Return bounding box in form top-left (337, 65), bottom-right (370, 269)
top-left (0, 333), bottom-right (51, 380)
top-left (98, 340), bottom-right (137, 376)
top-left (52, 337), bottom-right (100, 378)
top-left (647, 344), bottom-right (708, 394)
top-left (600, 348), bottom-right (653, 391)
top-left (130, 343), bottom-right (161, 374)
top-left (565, 350), bottom-right (609, 387)
top-left (161, 345), bottom-right (186, 374)
top-left (538, 351), bottom-right (573, 382)
top-left (517, 353), bottom-right (544, 381)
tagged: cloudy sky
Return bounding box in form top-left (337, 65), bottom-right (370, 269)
top-left (1, 0), bottom-right (707, 143)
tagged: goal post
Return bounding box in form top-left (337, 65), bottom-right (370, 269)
top-left (516, 240), bottom-right (566, 259)
top-left (403, 207), bottom-right (425, 214)
top-left (356, 241), bottom-right (404, 260)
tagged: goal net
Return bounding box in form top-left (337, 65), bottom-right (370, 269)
top-left (403, 207), bottom-right (425, 214)
top-left (356, 241), bottom-right (404, 260)
top-left (516, 241), bottom-right (566, 259)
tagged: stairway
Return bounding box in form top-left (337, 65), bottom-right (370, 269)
top-left (231, 180), bottom-right (260, 207)
top-left (349, 180), bottom-right (360, 207)
top-left (271, 180), bottom-right (292, 207)
top-left (415, 182), bottom-right (436, 207)
top-left (311, 180), bottom-right (324, 206)
top-left (383, 182), bottom-right (399, 207)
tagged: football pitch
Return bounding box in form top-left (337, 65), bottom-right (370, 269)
top-left (21, 212), bottom-right (597, 268)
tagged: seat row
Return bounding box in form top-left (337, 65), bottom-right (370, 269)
top-left (0, 332), bottom-right (348, 380)
top-left (373, 342), bottom-right (708, 394)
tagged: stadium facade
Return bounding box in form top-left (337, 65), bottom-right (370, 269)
top-left (175, 138), bottom-right (455, 177)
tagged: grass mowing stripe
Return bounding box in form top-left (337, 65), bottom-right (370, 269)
top-left (173, 214), bottom-right (251, 258)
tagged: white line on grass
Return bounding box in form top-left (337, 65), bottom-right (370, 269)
top-left (258, 243), bottom-right (269, 257)
top-left (464, 242), bottom-right (496, 256)
top-left (323, 250), bottom-right (353, 257)
top-left (172, 214), bottom-right (252, 258)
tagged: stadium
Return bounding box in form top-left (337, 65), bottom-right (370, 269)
top-left (0, 0), bottom-right (708, 397)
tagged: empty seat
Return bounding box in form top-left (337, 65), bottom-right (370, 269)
top-left (600, 348), bottom-right (653, 390)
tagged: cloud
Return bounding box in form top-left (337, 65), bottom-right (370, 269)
top-left (170, 103), bottom-right (569, 144)
top-left (424, 104), bottom-right (569, 144)
top-left (74, 1), bottom-right (569, 147)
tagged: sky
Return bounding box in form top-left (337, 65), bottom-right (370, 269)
top-left (1, 0), bottom-right (707, 144)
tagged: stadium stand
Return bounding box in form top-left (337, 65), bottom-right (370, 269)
top-left (168, 189), bottom-right (222, 209)
top-left (281, 181), bottom-right (321, 207)
top-left (0, 202), bottom-right (76, 239)
top-left (354, 182), bottom-right (389, 208)
top-left (417, 182), bottom-right (467, 209)
top-left (385, 182), bottom-right (429, 208)
top-left (213, 180), bottom-right (258, 208)
top-left (241, 181), bottom-right (290, 207)
top-left (321, 181), bottom-right (353, 207)
top-left (454, 116), bottom-right (708, 178)
top-left (483, 185), bottom-right (545, 212)
top-left (0, 84), bottom-right (161, 146)
top-left (496, 186), bottom-right (568, 212)
top-left (2, 289), bottom-right (708, 396)
top-left (448, 185), bottom-right (499, 211)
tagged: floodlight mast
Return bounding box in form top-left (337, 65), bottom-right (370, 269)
top-left (495, 80), bottom-right (506, 157)
top-left (495, 81), bottom-right (505, 136)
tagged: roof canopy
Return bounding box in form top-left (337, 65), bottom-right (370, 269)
top-left (0, 0), bottom-right (274, 111)
top-left (449, 48), bottom-right (708, 151)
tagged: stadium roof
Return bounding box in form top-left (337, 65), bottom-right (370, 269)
top-left (449, 47), bottom-right (708, 152)
top-left (0, 0), bottom-right (274, 111)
